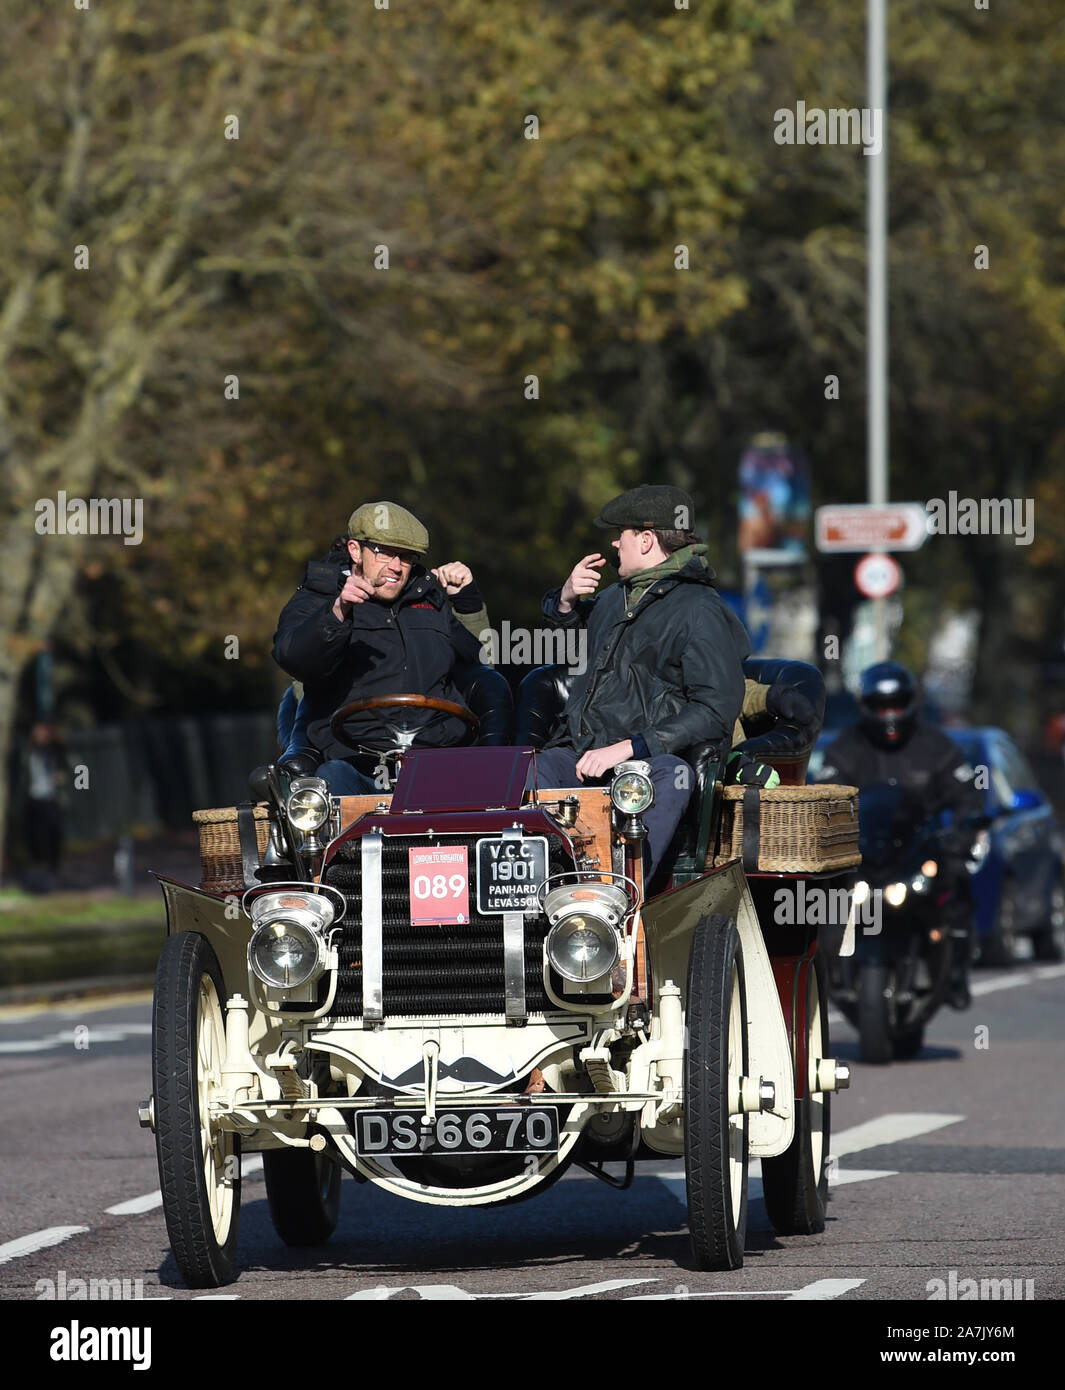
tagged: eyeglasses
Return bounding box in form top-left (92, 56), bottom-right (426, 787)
top-left (360, 541), bottom-right (418, 564)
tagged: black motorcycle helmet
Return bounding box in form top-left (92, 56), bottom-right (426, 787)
top-left (858, 661), bottom-right (919, 749)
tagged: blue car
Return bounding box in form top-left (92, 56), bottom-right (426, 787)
top-left (945, 728), bottom-right (1065, 965)
top-left (808, 724), bottom-right (1065, 965)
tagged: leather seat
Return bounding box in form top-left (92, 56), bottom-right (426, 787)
top-left (277, 663), bottom-right (515, 776)
top-left (733, 656), bottom-right (826, 785)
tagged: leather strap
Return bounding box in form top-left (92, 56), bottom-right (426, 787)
top-left (236, 802), bottom-right (261, 887)
top-left (741, 785), bottom-right (761, 872)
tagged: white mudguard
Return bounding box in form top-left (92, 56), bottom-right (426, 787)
top-left (641, 860), bottom-right (795, 1157)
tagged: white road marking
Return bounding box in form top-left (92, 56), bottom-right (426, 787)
top-left (787, 1278), bottom-right (866, 1300)
top-left (508, 1278), bottom-right (657, 1300)
top-left (971, 973), bottom-right (1032, 996)
top-left (105, 1191), bottom-right (162, 1216)
top-left (826, 966), bottom-right (1065, 1012)
top-left (565, 1120), bottom-right (945, 1196)
top-left (0, 1226), bottom-right (90, 1264)
top-left (105, 1155), bottom-right (263, 1216)
top-left (830, 1168), bottom-right (898, 1187)
top-left (625, 1278), bottom-right (866, 1300)
top-left (0, 1024), bottom-right (152, 1054)
top-left (831, 1112), bottom-right (963, 1157)
top-left (627, 1289), bottom-right (794, 1300)
top-left (346, 1278), bottom-right (656, 1300)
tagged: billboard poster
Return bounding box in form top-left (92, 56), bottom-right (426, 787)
top-left (737, 432), bottom-right (811, 559)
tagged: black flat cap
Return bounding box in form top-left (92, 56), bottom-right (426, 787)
top-left (594, 484), bottom-right (696, 531)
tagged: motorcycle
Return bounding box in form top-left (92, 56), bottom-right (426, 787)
top-left (831, 782), bottom-right (982, 1064)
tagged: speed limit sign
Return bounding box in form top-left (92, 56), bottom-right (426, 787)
top-left (854, 551), bottom-right (901, 600)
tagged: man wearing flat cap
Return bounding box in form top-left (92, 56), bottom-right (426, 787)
top-left (533, 484), bottom-right (750, 882)
top-left (273, 501), bottom-right (489, 793)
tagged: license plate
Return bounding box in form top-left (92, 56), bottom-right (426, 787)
top-left (475, 835), bottom-right (548, 914)
top-left (408, 844), bottom-right (470, 925)
top-left (354, 1107), bottom-right (559, 1157)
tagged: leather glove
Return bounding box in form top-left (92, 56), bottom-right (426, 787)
top-left (765, 682), bottom-right (817, 729)
top-left (726, 750), bottom-right (781, 788)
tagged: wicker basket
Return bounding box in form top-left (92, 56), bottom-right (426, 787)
top-left (192, 805), bottom-right (271, 893)
top-left (708, 783), bottom-right (861, 874)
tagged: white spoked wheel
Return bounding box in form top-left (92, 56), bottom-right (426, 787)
top-left (684, 913), bottom-right (749, 1270)
top-left (197, 973), bottom-right (235, 1245)
top-left (762, 951), bottom-right (830, 1234)
top-left (153, 933), bottom-right (241, 1287)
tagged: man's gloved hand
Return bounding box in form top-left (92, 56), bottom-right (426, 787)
top-left (726, 750), bottom-right (781, 788)
top-left (765, 682), bottom-right (817, 729)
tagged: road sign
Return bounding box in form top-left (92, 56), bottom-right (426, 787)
top-left (815, 503), bottom-right (929, 553)
top-left (854, 551), bottom-right (901, 600)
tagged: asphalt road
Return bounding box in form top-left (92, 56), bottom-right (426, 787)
top-left (2, 966), bottom-right (1063, 1308)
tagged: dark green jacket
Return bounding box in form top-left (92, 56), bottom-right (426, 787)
top-left (542, 556), bottom-right (749, 758)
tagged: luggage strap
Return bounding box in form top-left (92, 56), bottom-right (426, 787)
top-left (236, 801), bottom-right (261, 887)
top-left (741, 785), bottom-right (761, 873)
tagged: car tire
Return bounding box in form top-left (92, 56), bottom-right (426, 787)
top-left (1032, 878), bottom-right (1065, 963)
top-left (685, 913), bottom-right (749, 1271)
top-left (857, 963), bottom-right (893, 1065)
top-left (984, 878), bottom-right (1020, 968)
top-left (263, 1148), bottom-right (342, 1246)
top-left (152, 932), bottom-right (241, 1288)
top-left (762, 951), bottom-right (830, 1235)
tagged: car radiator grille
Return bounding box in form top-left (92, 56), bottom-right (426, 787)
top-left (321, 833), bottom-right (569, 1018)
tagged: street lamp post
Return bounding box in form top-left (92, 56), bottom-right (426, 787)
top-left (867, 0), bottom-right (889, 658)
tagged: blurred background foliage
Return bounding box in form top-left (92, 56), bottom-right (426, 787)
top-left (1, 0), bottom-right (1064, 845)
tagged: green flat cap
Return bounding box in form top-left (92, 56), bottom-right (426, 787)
top-left (347, 501), bottom-right (429, 555)
top-left (594, 484), bottom-right (696, 532)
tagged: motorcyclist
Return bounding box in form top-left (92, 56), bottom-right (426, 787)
top-left (815, 661), bottom-right (984, 1009)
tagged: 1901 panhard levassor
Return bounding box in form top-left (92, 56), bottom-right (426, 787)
top-left (143, 657), bottom-right (860, 1286)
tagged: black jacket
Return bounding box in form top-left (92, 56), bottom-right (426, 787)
top-left (541, 558), bottom-right (749, 758)
top-left (816, 722), bottom-right (984, 849)
top-left (272, 560), bottom-right (481, 760)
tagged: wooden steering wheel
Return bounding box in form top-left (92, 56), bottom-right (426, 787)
top-left (329, 694), bottom-right (479, 751)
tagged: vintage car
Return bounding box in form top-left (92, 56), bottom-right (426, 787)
top-left (142, 657), bottom-right (857, 1287)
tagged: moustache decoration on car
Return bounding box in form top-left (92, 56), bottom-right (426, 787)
top-left (383, 1057), bottom-right (518, 1089)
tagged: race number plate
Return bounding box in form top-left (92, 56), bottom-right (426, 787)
top-left (354, 1107), bottom-right (560, 1157)
top-left (475, 835), bottom-right (548, 915)
top-left (408, 845), bottom-right (470, 925)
